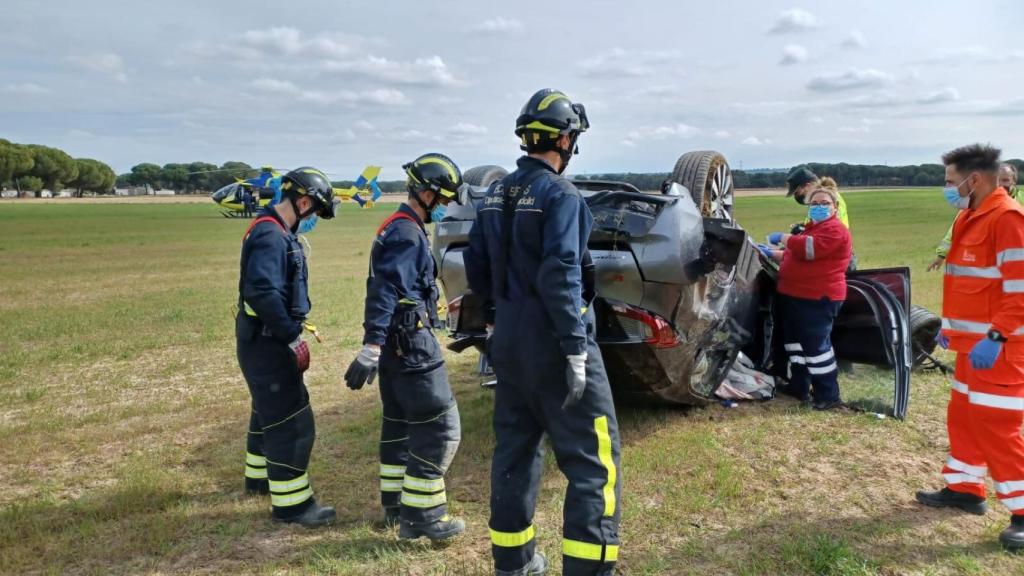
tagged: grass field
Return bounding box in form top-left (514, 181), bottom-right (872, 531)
top-left (2, 189), bottom-right (1022, 576)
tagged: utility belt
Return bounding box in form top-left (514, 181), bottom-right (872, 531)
top-left (235, 304), bottom-right (321, 342)
top-left (387, 302), bottom-right (440, 359)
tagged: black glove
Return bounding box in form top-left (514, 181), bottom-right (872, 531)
top-left (344, 345), bottom-right (380, 390)
top-left (562, 352), bottom-right (587, 409)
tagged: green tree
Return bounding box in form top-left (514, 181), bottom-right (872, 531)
top-left (68, 159), bottom-right (116, 196)
top-left (210, 161), bottom-right (253, 189)
top-left (187, 161), bottom-right (218, 192)
top-left (160, 163), bottom-right (189, 192)
top-left (129, 163), bottom-right (162, 190)
top-left (16, 175), bottom-right (44, 194)
top-left (0, 139), bottom-right (34, 186)
top-left (26, 145), bottom-right (78, 197)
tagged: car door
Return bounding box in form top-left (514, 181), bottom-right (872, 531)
top-left (832, 267), bottom-right (913, 419)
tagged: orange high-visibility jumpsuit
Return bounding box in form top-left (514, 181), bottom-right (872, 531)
top-left (941, 188), bottom-right (1024, 515)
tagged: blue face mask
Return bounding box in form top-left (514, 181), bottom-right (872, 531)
top-left (808, 205), bottom-right (832, 223)
top-left (943, 176), bottom-right (972, 209)
top-left (430, 204), bottom-right (447, 223)
top-left (297, 214), bottom-right (318, 234)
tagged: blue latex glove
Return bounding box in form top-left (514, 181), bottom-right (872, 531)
top-left (756, 243), bottom-right (774, 259)
top-left (969, 338), bottom-right (1002, 370)
top-left (767, 232), bottom-right (785, 245)
top-left (936, 332), bottom-right (949, 350)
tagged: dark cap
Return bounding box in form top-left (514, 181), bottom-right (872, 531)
top-left (786, 166), bottom-right (817, 196)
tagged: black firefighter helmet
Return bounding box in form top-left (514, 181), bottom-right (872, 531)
top-left (402, 153), bottom-right (464, 205)
top-left (515, 88), bottom-right (589, 153)
top-left (281, 166), bottom-right (339, 218)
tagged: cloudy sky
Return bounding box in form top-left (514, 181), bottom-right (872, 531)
top-left (2, 0), bottom-right (1022, 178)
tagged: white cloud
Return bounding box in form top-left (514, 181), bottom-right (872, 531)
top-left (621, 139), bottom-right (638, 148)
top-left (354, 120), bottom-right (375, 131)
top-left (450, 122), bottom-right (488, 136)
top-left (916, 46), bottom-right (1024, 66)
top-left (713, 130), bottom-right (731, 139)
top-left (69, 52), bottom-right (127, 82)
top-left (321, 54), bottom-right (458, 86)
top-left (190, 27), bottom-right (459, 87)
top-left (579, 47), bottom-right (682, 78)
top-left (3, 82), bottom-right (50, 95)
top-left (779, 44), bottom-right (809, 66)
top-left (741, 136), bottom-right (771, 146)
top-left (471, 17), bottom-right (523, 34)
top-left (917, 86), bottom-right (960, 105)
top-left (767, 9), bottom-right (821, 35)
top-left (249, 78), bottom-right (409, 106)
top-left (841, 29), bottom-right (867, 50)
top-left (626, 123), bottom-right (700, 141)
top-left (808, 116), bottom-right (824, 124)
top-left (806, 68), bottom-right (894, 92)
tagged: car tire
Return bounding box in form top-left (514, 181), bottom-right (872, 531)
top-left (463, 165), bottom-right (508, 187)
top-left (670, 151), bottom-right (734, 221)
top-left (909, 304), bottom-right (941, 368)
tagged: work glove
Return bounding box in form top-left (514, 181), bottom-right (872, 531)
top-left (289, 337), bottom-right (310, 373)
top-left (935, 331), bottom-right (949, 350)
top-left (563, 352), bottom-right (588, 409)
top-left (789, 223), bottom-right (806, 235)
top-left (969, 338), bottom-right (1002, 370)
top-left (756, 244), bottom-right (775, 259)
top-left (344, 345), bottom-right (381, 390)
top-left (767, 232), bottom-right (785, 245)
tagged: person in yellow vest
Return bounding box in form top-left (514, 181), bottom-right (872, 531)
top-left (929, 163), bottom-right (1019, 272)
top-left (786, 167), bottom-right (851, 229)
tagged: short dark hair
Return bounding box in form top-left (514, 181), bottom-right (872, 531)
top-left (941, 143), bottom-right (1001, 174)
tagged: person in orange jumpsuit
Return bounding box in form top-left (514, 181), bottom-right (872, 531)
top-left (916, 144), bottom-right (1024, 552)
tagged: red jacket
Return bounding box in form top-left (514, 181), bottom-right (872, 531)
top-left (776, 215), bottom-right (852, 301)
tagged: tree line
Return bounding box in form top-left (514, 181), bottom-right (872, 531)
top-left (115, 162), bottom-right (412, 194)
top-left (576, 159), bottom-right (1024, 191)
top-left (0, 139), bottom-right (116, 197)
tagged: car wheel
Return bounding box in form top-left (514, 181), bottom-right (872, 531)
top-left (909, 304), bottom-right (941, 369)
top-left (463, 165), bottom-right (508, 187)
top-left (670, 151), bottom-right (734, 221)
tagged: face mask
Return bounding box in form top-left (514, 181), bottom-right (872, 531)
top-left (298, 214), bottom-right (318, 234)
top-left (808, 205), bottom-right (831, 223)
top-left (943, 176), bottom-right (972, 209)
top-left (430, 204), bottom-right (447, 223)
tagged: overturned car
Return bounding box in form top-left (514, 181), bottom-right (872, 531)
top-left (434, 151), bottom-right (930, 419)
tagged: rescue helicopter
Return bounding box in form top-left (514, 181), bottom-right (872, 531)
top-left (204, 165), bottom-right (385, 217)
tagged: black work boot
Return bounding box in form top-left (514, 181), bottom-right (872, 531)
top-left (399, 514), bottom-right (465, 542)
top-left (244, 478), bottom-right (269, 495)
top-left (374, 506), bottom-right (400, 530)
top-left (812, 398), bottom-right (843, 411)
top-left (915, 487), bottom-right (988, 515)
top-left (495, 552), bottom-right (548, 576)
top-left (1000, 515), bottom-right (1024, 552)
top-left (274, 500), bottom-right (337, 528)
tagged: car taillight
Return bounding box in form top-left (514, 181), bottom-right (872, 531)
top-left (609, 303), bottom-right (679, 348)
top-left (446, 296), bottom-right (462, 332)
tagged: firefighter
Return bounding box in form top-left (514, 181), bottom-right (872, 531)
top-left (344, 153), bottom-right (466, 542)
top-left (237, 167), bottom-right (339, 527)
top-left (465, 89), bottom-right (621, 576)
top-left (915, 144), bottom-right (1024, 552)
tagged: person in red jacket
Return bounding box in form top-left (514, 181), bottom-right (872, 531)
top-left (915, 144), bottom-right (1024, 552)
top-left (761, 186), bottom-right (852, 410)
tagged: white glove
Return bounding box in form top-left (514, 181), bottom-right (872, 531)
top-left (563, 352), bottom-right (588, 409)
